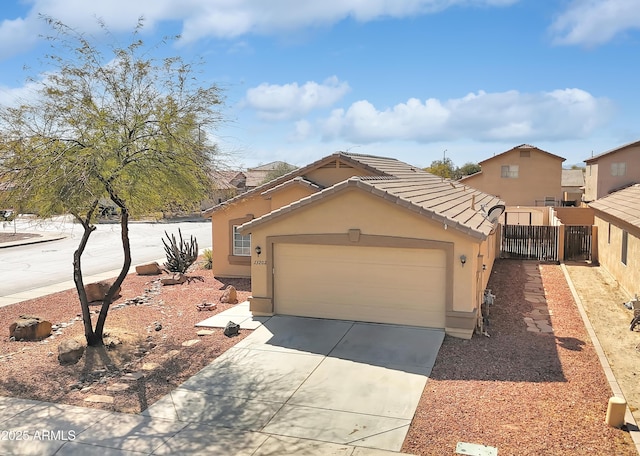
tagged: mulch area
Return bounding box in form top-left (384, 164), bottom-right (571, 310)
top-left (402, 260), bottom-right (636, 456)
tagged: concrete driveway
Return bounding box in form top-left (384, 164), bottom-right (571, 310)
top-left (142, 315), bottom-right (444, 454)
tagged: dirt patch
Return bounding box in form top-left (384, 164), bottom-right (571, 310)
top-left (565, 263), bottom-right (640, 423)
top-left (0, 263), bottom-right (251, 414)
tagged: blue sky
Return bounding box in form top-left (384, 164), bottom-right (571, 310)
top-left (1, 1), bottom-right (639, 170)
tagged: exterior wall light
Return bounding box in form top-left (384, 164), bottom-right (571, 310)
top-left (460, 255), bottom-right (467, 267)
top-left (255, 246), bottom-right (262, 256)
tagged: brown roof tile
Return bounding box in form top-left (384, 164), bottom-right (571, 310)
top-left (589, 184), bottom-right (640, 229)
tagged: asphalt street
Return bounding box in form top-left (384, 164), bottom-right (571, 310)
top-left (0, 216), bottom-right (212, 297)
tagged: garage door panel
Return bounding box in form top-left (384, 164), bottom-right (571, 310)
top-left (274, 244), bottom-right (446, 328)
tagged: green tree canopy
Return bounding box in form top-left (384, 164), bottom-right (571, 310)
top-left (424, 158), bottom-right (480, 180)
top-left (0, 17), bottom-right (224, 345)
top-left (424, 158), bottom-right (456, 179)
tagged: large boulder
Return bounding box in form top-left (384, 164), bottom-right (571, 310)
top-left (135, 262), bottom-right (162, 276)
top-left (9, 315), bottom-right (52, 341)
top-left (220, 285), bottom-right (238, 304)
top-left (58, 339), bottom-right (85, 365)
top-left (85, 281), bottom-right (120, 303)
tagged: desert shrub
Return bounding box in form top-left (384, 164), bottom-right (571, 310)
top-left (202, 248), bottom-right (213, 270)
top-left (163, 229), bottom-right (198, 274)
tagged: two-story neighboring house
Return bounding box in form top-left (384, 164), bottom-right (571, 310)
top-left (461, 144), bottom-right (565, 207)
top-left (584, 140), bottom-right (640, 202)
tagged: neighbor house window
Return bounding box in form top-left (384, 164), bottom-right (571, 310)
top-left (501, 165), bottom-right (519, 178)
top-left (607, 223), bottom-right (611, 244)
top-left (520, 150), bottom-right (530, 158)
top-left (233, 225), bottom-right (251, 256)
top-left (622, 230), bottom-right (628, 265)
top-left (611, 162), bottom-right (626, 176)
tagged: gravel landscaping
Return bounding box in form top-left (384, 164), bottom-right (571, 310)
top-left (403, 260), bottom-right (636, 456)
top-left (0, 258), bottom-right (636, 455)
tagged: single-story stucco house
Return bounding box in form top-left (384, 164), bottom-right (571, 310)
top-left (203, 152), bottom-right (504, 339)
top-left (590, 184), bottom-right (640, 298)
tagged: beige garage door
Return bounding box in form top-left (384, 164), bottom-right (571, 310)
top-left (274, 243), bottom-right (446, 328)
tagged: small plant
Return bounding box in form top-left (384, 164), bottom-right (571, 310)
top-left (202, 248), bottom-right (213, 270)
top-left (162, 229), bottom-right (198, 274)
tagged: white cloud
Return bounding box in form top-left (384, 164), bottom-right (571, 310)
top-left (288, 120), bottom-right (313, 142)
top-left (549, 0), bottom-right (640, 46)
top-left (0, 0), bottom-right (520, 58)
top-left (321, 88), bottom-right (613, 143)
top-left (245, 76), bottom-right (350, 121)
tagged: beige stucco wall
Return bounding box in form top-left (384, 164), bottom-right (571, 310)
top-left (305, 167), bottom-right (370, 188)
top-left (210, 163), bottom-right (381, 278)
top-left (503, 206), bottom-right (548, 226)
top-left (463, 149), bottom-right (563, 206)
top-left (243, 188), bottom-right (493, 337)
top-left (553, 207), bottom-right (594, 226)
top-left (585, 145), bottom-right (640, 201)
top-left (594, 213), bottom-right (640, 298)
top-left (211, 184), bottom-right (317, 277)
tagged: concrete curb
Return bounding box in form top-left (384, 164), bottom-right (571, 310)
top-left (0, 233), bottom-right (66, 249)
top-left (560, 263), bottom-right (640, 453)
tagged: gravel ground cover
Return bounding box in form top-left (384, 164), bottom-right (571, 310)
top-left (0, 264), bottom-right (251, 414)
top-left (0, 257), bottom-right (636, 455)
top-left (402, 260), bottom-right (636, 456)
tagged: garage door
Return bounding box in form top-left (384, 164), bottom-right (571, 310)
top-left (274, 243), bottom-right (446, 328)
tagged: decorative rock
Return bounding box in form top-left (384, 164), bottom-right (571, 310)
top-left (220, 285), bottom-right (238, 304)
top-left (135, 262), bottom-right (163, 275)
top-left (85, 281), bottom-right (121, 303)
top-left (161, 350), bottom-right (181, 360)
top-left (161, 273), bottom-right (186, 286)
top-left (106, 383), bottom-right (130, 392)
top-left (58, 339), bottom-right (85, 365)
top-left (197, 329), bottom-right (215, 336)
top-left (9, 315), bottom-right (52, 341)
top-left (196, 302), bottom-right (217, 311)
top-left (84, 394), bottom-right (114, 404)
top-left (182, 339), bottom-right (200, 347)
top-left (121, 372), bottom-right (144, 381)
top-left (141, 362), bottom-right (160, 371)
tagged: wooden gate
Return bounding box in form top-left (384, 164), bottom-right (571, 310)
top-left (564, 225), bottom-right (592, 261)
top-left (500, 225), bottom-right (559, 261)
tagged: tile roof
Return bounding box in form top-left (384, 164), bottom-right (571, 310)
top-left (203, 152), bottom-right (390, 215)
top-left (478, 144), bottom-right (565, 164)
top-left (206, 151), bottom-right (504, 239)
top-left (241, 173), bottom-right (504, 241)
top-left (584, 139), bottom-right (640, 163)
top-left (589, 184), bottom-right (640, 229)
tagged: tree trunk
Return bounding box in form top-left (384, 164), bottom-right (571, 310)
top-left (94, 207), bottom-right (131, 340)
top-left (72, 211), bottom-right (98, 345)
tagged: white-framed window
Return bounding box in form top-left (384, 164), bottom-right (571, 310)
top-left (611, 162), bottom-right (626, 177)
top-left (501, 165), bottom-right (519, 178)
top-left (232, 225), bottom-right (251, 256)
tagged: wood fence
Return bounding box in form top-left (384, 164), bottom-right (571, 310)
top-left (500, 225), bottom-right (559, 261)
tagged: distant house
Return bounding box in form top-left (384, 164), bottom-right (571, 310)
top-left (584, 140), bottom-right (640, 202)
top-left (461, 144), bottom-right (565, 207)
top-left (203, 151), bottom-right (504, 339)
top-left (200, 170), bottom-right (247, 210)
top-left (561, 169), bottom-right (585, 206)
top-left (245, 161), bottom-right (297, 191)
top-left (590, 184), bottom-right (640, 297)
